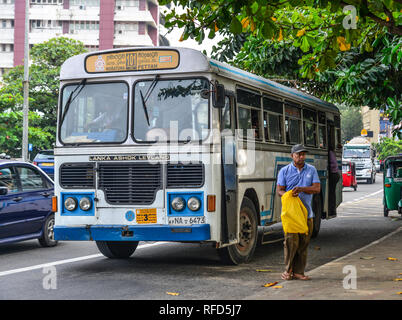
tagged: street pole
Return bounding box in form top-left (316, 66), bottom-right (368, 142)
top-left (22, 0), bottom-right (29, 162)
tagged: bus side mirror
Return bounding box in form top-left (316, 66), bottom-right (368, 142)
top-left (212, 83), bottom-right (225, 108)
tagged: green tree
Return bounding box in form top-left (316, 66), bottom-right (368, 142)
top-left (0, 37), bottom-right (87, 149)
top-left (0, 111), bottom-right (53, 158)
top-left (373, 137), bottom-right (402, 159)
top-left (161, 0), bottom-right (402, 135)
top-left (339, 104), bottom-right (363, 143)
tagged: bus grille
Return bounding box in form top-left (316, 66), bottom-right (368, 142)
top-left (167, 163), bottom-right (204, 188)
top-left (60, 163), bottom-right (95, 188)
top-left (98, 163), bottom-right (162, 205)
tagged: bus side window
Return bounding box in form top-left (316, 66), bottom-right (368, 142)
top-left (303, 108), bottom-right (317, 147)
top-left (263, 96), bottom-right (283, 143)
top-left (236, 88), bottom-right (261, 140)
top-left (284, 102), bottom-right (301, 144)
top-left (334, 115), bottom-right (342, 149)
top-left (318, 112), bottom-right (326, 148)
top-left (221, 96), bottom-right (232, 131)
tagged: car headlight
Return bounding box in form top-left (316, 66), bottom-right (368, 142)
top-left (171, 197), bottom-right (185, 211)
top-left (187, 197), bottom-right (201, 211)
top-left (79, 197), bottom-right (92, 211)
top-left (64, 197), bottom-right (77, 211)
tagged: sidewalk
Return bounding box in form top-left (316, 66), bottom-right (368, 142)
top-left (248, 225), bottom-right (402, 300)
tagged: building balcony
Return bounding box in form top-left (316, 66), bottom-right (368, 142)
top-left (29, 29), bottom-right (99, 46)
top-left (30, 7), bottom-right (101, 22)
top-left (61, 31), bottom-right (99, 46)
top-left (114, 8), bottom-right (157, 27)
top-left (0, 29), bottom-right (14, 44)
top-left (113, 33), bottom-right (153, 47)
top-left (0, 4), bottom-right (15, 19)
top-left (0, 52), bottom-right (14, 68)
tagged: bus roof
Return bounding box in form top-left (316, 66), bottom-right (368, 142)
top-left (60, 46), bottom-right (339, 113)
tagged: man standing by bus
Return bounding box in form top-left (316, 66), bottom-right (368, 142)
top-left (276, 144), bottom-right (321, 280)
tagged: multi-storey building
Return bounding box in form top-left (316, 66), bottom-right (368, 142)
top-left (0, 0), bottom-right (162, 78)
top-left (361, 106), bottom-right (380, 143)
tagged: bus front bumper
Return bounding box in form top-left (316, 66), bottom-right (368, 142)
top-left (54, 224), bottom-right (211, 242)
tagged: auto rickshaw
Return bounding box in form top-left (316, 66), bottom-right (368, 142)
top-left (383, 155), bottom-right (402, 217)
top-left (342, 160), bottom-right (357, 191)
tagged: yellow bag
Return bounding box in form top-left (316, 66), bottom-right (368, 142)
top-left (280, 190), bottom-right (308, 234)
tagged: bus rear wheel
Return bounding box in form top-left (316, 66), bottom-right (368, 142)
top-left (311, 195), bottom-right (322, 239)
top-left (217, 197), bottom-right (258, 265)
top-left (96, 241), bottom-right (139, 259)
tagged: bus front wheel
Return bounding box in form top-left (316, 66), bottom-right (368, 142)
top-left (96, 241), bottom-right (139, 259)
top-left (217, 197), bottom-right (258, 265)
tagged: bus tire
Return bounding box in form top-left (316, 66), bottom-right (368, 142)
top-left (311, 195), bottom-right (322, 239)
top-left (96, 241), bottom-right (139, 259)
top-left (217, 197), bottom-right (258, 265)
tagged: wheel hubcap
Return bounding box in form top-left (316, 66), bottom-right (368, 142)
top-left (48, 219), bottom-right (55, 241)
top-left (236, 211), bottom-right (255, 252)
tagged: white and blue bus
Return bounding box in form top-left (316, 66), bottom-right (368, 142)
top-left (53, 47), bottom-right (342, 264)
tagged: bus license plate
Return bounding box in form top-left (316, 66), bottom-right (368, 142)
top-left (168, 216), bottom-right (205, 225)
top-left (136, 208), bottom-right (157, 224)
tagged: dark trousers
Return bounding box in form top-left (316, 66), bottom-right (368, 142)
top-left (284, 218), bottom-right (313, 274)
top-left (328, 172), bottom-right (340, 215)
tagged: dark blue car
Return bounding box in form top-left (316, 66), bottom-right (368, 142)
top-left (0, 160), bottom-right (57, 247)
top-left (33, 150), bottom-right (54, 180)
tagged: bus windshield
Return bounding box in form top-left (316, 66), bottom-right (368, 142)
top-left (133, 78), bottom-right (209, 142)
top-left (343, 148), bottom-right (370, 158)
top-left (60, 82), bottom-right (128, 144)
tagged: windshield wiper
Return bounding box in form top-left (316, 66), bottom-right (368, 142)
top-left (60, 78), bottom-right (87, 128)
top-left (139, 75), bottom-right (160, 126)
top-left (140, 90), bottom-right (150, 126)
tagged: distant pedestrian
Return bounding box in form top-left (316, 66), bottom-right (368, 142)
top-left (277, 144), bottom-right (321, 280)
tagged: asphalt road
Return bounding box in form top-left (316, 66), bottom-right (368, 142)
top-left (1, 173), bottom-right (401, 300)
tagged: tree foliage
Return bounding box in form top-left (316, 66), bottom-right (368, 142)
top-left (0, 111), bottom-right (53, 158)
top-left (161, 0), bottom-right (402, 135)
top-left (338, 104), bottom-right (363, 143)
top-left (373, 136), bottom-right (402, 159)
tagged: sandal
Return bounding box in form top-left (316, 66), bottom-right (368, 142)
top-left (281, 271), bottom-right (293, 280)
top-left (293, 273), bottom-right (311, 280)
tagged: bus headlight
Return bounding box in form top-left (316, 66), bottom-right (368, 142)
top-left (187, 197), bottom-right (201, 211)
top-left (171, 197), bottom-right (185, 211)
top-left (64, 197), bottom-right (77, 211)
top-left (79, 197), bottom-right (92, 211)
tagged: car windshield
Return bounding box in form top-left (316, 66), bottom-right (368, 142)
top-left (60, 82), bottom-right (128, 144)
top-left (343, 148), bottom-right (370, 158)
top-left (133, 78), bottom-right (209, 142)
top-left (35, 151), bottom-right (54, 159)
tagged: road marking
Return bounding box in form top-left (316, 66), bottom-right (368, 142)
top-left (0, 242), bottom-right (167, 278)
top-left (340, 189), bottom-right (382, 206)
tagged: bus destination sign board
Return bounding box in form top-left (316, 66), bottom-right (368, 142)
top-left (85, 50), bottom-right (179, 73)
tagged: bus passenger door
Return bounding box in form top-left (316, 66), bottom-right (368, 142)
top-left (220, 94), bottom-right (238, 244)
top-left (327, 120), bottom-right (338, 217)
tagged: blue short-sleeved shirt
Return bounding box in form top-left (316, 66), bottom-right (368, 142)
top-left (277, 162), bottom-right (320, 218)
